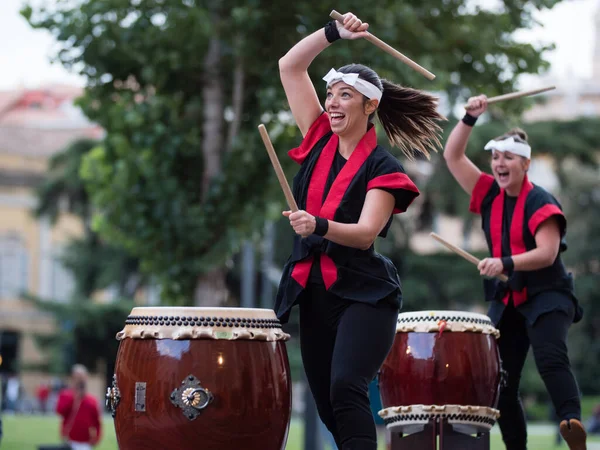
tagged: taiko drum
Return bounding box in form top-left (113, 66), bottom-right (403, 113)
top-left (107, 307), bottom-right (292, 450)
top-left (378, 311), bottom-right (502, 433)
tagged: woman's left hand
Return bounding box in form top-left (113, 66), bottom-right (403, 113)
top-left (336, 12), bottom-right (370, 40)
top-left (283, 210), bottom-right (316, 238)
top-left (478, 258), bottom-right (504, 278)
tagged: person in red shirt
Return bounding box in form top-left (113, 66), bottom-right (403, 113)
top-left (37, 383), bottom-right (50, 414)
top-left (55, 364), bottom-right (102, 450)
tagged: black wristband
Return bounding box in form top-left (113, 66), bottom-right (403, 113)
top-left (314, 216), bottom-right (329, 237)
top-left (461, 113), bottom-right (478, 127)
top-left (501, 256), bottom-right (514, 272)
top-left (324, 21), bottom-right (341, 43)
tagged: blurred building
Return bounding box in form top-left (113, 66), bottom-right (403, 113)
top-left (0, 85), bottom-right (103, 401)
top-left (523, 5), bottom-right (600, 122)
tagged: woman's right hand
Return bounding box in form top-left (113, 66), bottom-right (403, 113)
top-left (465, 94), bottom-right (488, 117)
top-left (335, 12), bottom-right (370, 40)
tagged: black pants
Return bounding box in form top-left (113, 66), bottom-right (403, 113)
top-left (497, 299), bottom-right (581, 450)
top-left (299, 284), bottom-right (398, 450)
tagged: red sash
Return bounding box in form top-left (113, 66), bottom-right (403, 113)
top-left (490, 175), bottom-right (533, 306)
top-left (291, 126), bottom-right (377, 290)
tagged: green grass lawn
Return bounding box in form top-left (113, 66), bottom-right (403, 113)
top-left (1, 415), bottom-right (599, 449)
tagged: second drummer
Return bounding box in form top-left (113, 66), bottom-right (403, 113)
top-left (442, 94), bottom-right (586, 450)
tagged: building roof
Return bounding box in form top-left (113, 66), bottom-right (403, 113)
top-left (0, 125), bottom-right (102, 158)
top-left (0, 86), bottom-right (102, 158)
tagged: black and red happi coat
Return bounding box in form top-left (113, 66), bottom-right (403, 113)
top-left (274, 113), bottom-right (419, 323)
top-left (470, 172), bottom-right (582, 324)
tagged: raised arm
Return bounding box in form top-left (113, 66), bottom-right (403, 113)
top-left (278, 13), bottom-right (369, 136)
top-left (443, 95), bottom-right (487, 195)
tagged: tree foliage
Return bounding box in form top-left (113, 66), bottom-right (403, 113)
top-left (30, 138), bottom-right (142, 375)
top-left (25, 294), bottom-right (134, 376)
top-left (34, 138), bottom-right (143, 299)
top-left (23, 0), bottom-right (564, 304)
top-left (560, 160), bottom-right (600, 394)
top-left (35, 138), bottom-right (97, 224)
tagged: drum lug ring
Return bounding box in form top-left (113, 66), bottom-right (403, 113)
top-left (170, 374), bottom-right (214, 420)
top-left (105, 375), bottom-right (121, 418)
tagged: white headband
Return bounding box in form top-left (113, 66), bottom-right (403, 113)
top-left (322, 68), bottom-right (383, 102)
top-left (484, 137), bottom-right (531, 159)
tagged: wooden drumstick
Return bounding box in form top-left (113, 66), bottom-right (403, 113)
top-left (430, 232), bottom-right (509, 283)
top-left (330, 10), bottom-right (436, 81)
top-left (465, 86), bottom-right (555, 109)
top-left (258, 124), bottom-right (299, 212)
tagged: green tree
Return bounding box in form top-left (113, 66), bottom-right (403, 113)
top-left (24, 0), bottom-right (565, 305)
top-left (34, 138), bottom-right (143, 298)
top-left (560, 160), bottom-right (600, 394)
top-left (31, 138), bottom-right (142, 375)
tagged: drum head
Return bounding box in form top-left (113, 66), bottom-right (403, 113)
top-left (396, 310), bottom-right (499, 337)
top-left (117, 307), bottom-right (289, 341)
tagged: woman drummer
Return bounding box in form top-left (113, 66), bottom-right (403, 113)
top-left (274, 11), bottom-right (444, 450)
top-left (443, 94), bottom-right (586, 450)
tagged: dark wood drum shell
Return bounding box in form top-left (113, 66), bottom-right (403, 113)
top-left (112, 308), bottom-right (292, 450)
top-left (379, 326), bottom-right (501, 409)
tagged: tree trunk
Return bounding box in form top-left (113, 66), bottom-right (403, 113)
top-left (196, 10), bottom-right (229, 307)
top-left (201, 33), bottom-right (224, 199)
top-left (194, 267), bottom-right (229, 306)
top-left (226, 46), bottom-right (245, 152)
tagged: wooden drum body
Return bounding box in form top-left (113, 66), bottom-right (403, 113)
top-left (108, 307), bottom-right (292, 450)
top-left (378, 311), bottom-right (501, 434)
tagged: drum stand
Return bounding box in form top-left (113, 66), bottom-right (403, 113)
top-left (389, 418), bottom-right (490, 450)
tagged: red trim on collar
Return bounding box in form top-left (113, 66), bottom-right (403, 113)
top-left (490, 189), bottom-right (504, 260)
top-left (306, 133), bottom-right (339, 215)
top-left (288, 113), bottom-right (331, 165)
top-left (490, 175), bottom-right (533, 306)
top-left (291, 124), bottom-right (377, 290)
top-left (319, 125), bottom-right (378, 219)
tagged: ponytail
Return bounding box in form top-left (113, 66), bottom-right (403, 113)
top-left (377, 79), bottom-right (445, 160)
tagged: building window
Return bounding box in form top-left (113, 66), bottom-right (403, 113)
top-left (0, 234), bottom-right (29, 299)
top-left (51, 251), bottom-right (75, 302)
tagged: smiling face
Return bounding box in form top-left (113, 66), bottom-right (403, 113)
top-left (324, 82), bottom-right (378, 137)
top-left (491, 150), bottom-right (530, 194)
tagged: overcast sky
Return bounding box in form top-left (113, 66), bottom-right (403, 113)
top-left (0, 0), bottom-right (597, 90)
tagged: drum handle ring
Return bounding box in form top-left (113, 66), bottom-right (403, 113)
top-left (170, 375), bottom-right (214, 420)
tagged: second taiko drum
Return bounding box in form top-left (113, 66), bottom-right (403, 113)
top-left (378, 310), bottom-right (502, 434)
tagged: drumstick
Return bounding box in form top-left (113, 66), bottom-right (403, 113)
top-left (258, 124), bottom-right (299, 212)
top-left (465, 86), bottom-right (555, 109)
top-left (430, 232), bottom-right (509, 283)
top-left (330, 10), bottom-right (436, 81)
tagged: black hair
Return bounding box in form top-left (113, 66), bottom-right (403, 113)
top-left (336, 64), bottom-right (446, 159)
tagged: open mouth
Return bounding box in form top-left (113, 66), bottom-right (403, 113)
top-left (497, 171), bottom-right (509, 183)
top-left (329, 112), bottom-right (345, 124)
